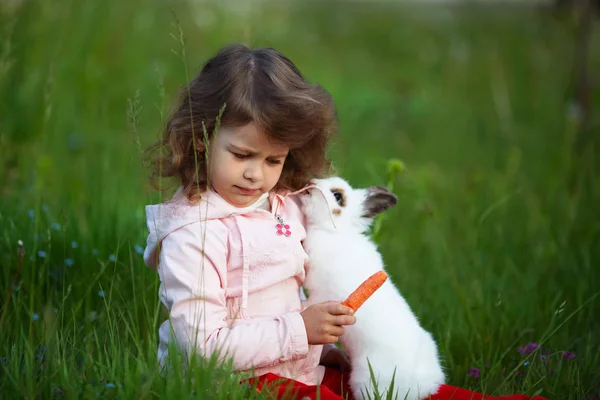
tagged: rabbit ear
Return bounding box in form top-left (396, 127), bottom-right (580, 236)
top-left (362, 186), bottom-right (397, 218)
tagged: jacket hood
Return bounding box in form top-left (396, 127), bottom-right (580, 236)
top-left (143, 187), bottom-right (289, 270)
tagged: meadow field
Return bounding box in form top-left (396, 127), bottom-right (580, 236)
top-left (0, 0), bottom-right (599, 398)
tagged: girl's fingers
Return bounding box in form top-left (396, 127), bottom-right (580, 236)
top-left (325, 335), bottom-right (339, 344)
top-left (327, 302), bottom-right (354, 316)
top-left (328, 325), bottom-right (345, 337)
top-left (329, 314), bottom-right (356, 326)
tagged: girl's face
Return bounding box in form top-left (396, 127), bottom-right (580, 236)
top-left (208, 122), bottom-right (289, 207)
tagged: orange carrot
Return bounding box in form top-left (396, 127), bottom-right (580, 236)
top-left (341, 271), bottom-right (388, 312)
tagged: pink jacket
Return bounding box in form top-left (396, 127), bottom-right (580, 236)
top-left (143, 187), bottom-right (328, 385)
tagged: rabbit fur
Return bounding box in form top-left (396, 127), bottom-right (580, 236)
top-left (300, 177), bottom-right (445, 400)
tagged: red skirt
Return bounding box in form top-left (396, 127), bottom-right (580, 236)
top-left (244, 368), bottom-right (549, 400)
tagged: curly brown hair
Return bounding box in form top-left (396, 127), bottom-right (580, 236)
top-left (145, 43), bottom-right (339, 202)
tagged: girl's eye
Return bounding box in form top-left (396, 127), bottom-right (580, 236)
top-left (231, 152), bottom-right (250, 160)
top-left (332, 191), bottom-right (343, 205)
top-left (267, 159), bottom-right (283, 165)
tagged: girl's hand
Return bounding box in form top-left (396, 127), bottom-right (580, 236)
top-left (300, 301), bottom-right (356, 345)
top-left (320, 346), bottom-right (352, 373)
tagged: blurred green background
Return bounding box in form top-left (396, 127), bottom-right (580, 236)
top-left (1, 0), bottom-right (599, 398)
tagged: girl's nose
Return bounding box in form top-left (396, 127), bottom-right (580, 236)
top-left (243, 164), bottom-right (262, 182)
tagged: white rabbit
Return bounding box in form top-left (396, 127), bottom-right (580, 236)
top-left (300, 176), bottom-right (445, 400)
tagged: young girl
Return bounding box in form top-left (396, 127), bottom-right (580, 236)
top-left (143, 43), bottom-right (547, 400)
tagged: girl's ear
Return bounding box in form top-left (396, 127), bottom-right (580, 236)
top-left (193, 141), bottom-right (206, 153)
top-left (361, 186), bottom-right (397, 218)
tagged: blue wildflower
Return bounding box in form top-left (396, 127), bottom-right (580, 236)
top-left (71, 241), bottom-right (78, 249)
top-left (35, 345), bottom-right (46, 361)
top-left (51, 386), bottom-right (65, 398)
top-left (32, 313), bottom-right (39, 321)
top-left (28, 209), bottom-right (34, 218)
top-left (524, 361), bottom-right (530, 366)
top-left (51, 222), bottom-right (61, 231)
top-left (108, 254), bottom-right (116, 262)
top-left (12, 284), bottom-right (18, 292)
top-left (50, 268), bottom-right (63, 280)
top-left (67, 133), bottom-right (83, 152)
top-left (92, 249), bottom-right (99, 256)
top-left (105, 383), bottom-right (116, 388)
top-left (98, 290), bottom-right (105, 297)
top-left (65, 258), bottom-right (74, 267)
top-left (38, 250), bottom-right (47, 258)
top-left (52, 308), bottom-right (58, 313)
top-left (134, 245), bottom-right (144, 255)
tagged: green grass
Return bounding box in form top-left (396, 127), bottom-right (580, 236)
top-left (1, 0), bottom-right (599, 398)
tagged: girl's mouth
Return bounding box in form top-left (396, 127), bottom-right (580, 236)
top-left (235, 186), bottom-right (259, 195)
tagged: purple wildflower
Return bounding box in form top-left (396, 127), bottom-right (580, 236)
top-left (562, 351), bottom-right (577, 359)
top-left (467, 368), bottom-right (480, 379)
top-left (517, 342), bottom-right (538, 355)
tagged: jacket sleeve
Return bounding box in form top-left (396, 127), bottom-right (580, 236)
top-left (158, 222), bottom-right (310, 371)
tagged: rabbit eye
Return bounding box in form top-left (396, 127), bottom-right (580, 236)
top-left (331, 189), bottom-right (345, 206)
